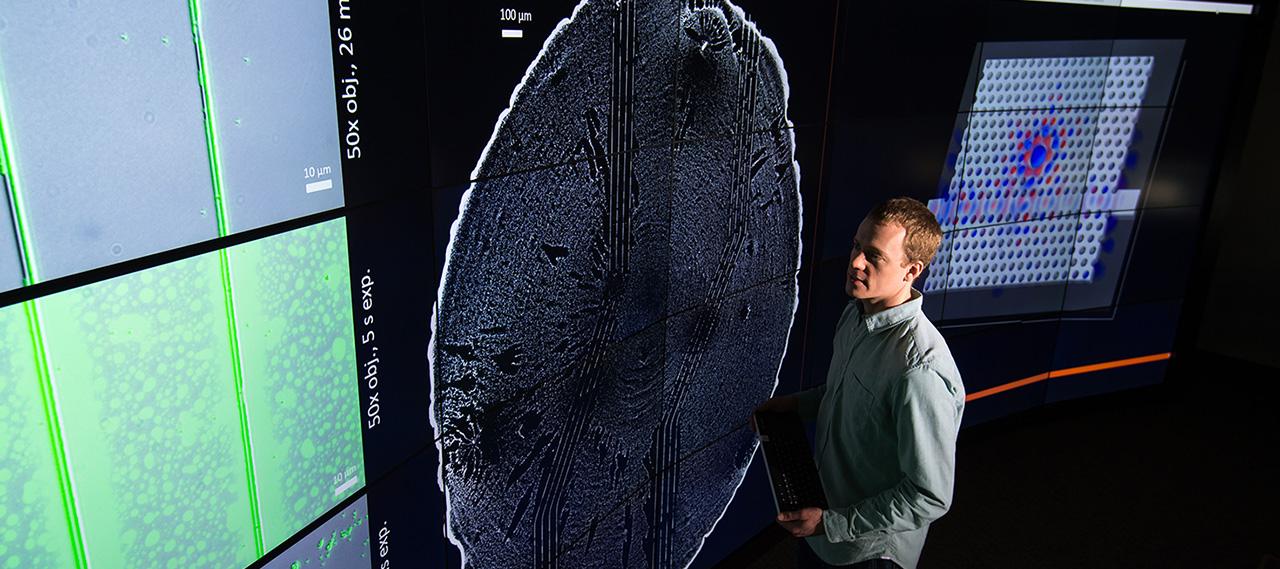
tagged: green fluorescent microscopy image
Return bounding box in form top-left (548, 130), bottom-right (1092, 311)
top-left (227, 218), bottom-right (362, 550)
top-left (0, 303), bottom-right (76, 569)
top-left (37, 251), bottom-right (259, 569)
top-left (0, 218), bottom-right (362, 568)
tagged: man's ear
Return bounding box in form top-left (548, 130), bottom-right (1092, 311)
top-left (905, 260), bottom-right (925, 282)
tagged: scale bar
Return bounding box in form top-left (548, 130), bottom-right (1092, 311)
top-left (1022, 0), bottom-right (1252, 13)
top-left (1123, 0), bottom-right (1252, 12)
top-left (335, 476), bottom-right (359, 496)
top-left (306, 179), bottom-right (333, 193)
top-left (501, 29), bottom-right (523, 38)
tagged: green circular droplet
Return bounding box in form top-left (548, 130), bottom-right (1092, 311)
top-left (330, 337), bottom-right (348, 363)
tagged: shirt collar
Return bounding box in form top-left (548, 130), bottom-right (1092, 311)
top-left (855, 289), bottom-right (923, 334)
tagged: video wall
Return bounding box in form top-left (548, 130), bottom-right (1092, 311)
top-left (0, 0), bottom-right (1262, 568)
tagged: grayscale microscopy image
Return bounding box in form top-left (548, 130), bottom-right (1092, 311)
top-left (430, 1), bottom-right (801, 568)
top-left (197, 2), bottom-right (346, 233)
top-left (0, 1), bottom-right (219, 283)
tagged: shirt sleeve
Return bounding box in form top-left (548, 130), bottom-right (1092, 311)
top-left (820, 364), bottom-right (961, 541)
top-left (795, 384), bottom-right (828, 423)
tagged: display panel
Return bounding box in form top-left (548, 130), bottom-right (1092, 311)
top-left (924, 39), bottom-right (1183, 320)
top-left (2, 219), bottom-right (360, 567)
top-left (255, 495), bottom-right (372, 569)
top-left (429, 2), bottom-right (802, 566)
top-left (0, 1), bottom-right (344, 290)
top-left (0, 1), bottom-right (1266, 568)
top-left (0, 0), bottom-right (431, 567)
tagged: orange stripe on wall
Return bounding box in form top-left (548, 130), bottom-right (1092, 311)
top-left (965, 352), bottom-right (1173, 402)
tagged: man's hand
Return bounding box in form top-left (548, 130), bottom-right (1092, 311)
top-left (750, 394), bottom-right (798, 432)
top-left (777, 507), bottom-right (825, 538)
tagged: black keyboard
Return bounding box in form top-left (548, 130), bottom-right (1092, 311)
top-left (754, 411), bottom-right (828, 513)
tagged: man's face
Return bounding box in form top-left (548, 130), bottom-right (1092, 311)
top-left (845, 218), bottom-right (920, 309)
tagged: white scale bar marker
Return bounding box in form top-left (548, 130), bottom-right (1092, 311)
top-left (1022, 0), bottom-right (1252, 13)
top-left (335, 475), bottom-right (359, 496)
top-left (306, 179), bottom-right (333, 193)
top-left (502, 29), bottom-right (523, 38)
top-left (1122, 0), bottom-right (1252, 13)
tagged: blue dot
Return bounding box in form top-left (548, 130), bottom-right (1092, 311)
top-left (1029, 145), bottom-right (1048, 168)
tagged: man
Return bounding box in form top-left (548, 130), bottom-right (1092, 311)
top-left (754, 197), bottom-right (965, 569)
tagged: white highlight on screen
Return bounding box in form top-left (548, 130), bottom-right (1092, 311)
top-left (501, 29), bottom-right (523, 38)
top-left (1022, 0), bottom-right (1253, 14)
top-left (1110, 189), bottom-right (1142, 215)
top-left (306, 179), bottom-right (333, 193)
top-left (335, 476), bottom-right (359, 496)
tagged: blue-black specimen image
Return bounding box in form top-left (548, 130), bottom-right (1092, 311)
top-left (430, 1), bottom-right (801, 568)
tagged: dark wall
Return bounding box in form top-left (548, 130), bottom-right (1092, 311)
top-left (1196, 3), bottom-right (1280, 369)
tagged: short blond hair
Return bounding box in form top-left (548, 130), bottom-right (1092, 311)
top-left (866, 197), bottom-right (943, 267)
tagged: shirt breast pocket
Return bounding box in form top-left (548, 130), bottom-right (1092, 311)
top-left (839, 370), bottom-right (881, 433)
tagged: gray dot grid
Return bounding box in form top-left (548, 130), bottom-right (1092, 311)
top-left (924, 55), bottom-right (1153, 293)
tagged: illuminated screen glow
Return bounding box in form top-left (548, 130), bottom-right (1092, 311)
top-left (923, 41), bottom-right (1184, 321)
top-left (430, 1), bottom-right (801, 568)
top-left (0, 219), bottom-right (361, 567)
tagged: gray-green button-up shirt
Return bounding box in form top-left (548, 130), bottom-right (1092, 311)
top-left (795, 290), bottom-right (964, 569)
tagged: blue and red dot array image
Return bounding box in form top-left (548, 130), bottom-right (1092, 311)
top-left (924, 41), bottom-right (1182, 321)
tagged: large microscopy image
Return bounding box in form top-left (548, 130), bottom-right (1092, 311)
top-left (429, 1), bottom-right (801, 568)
